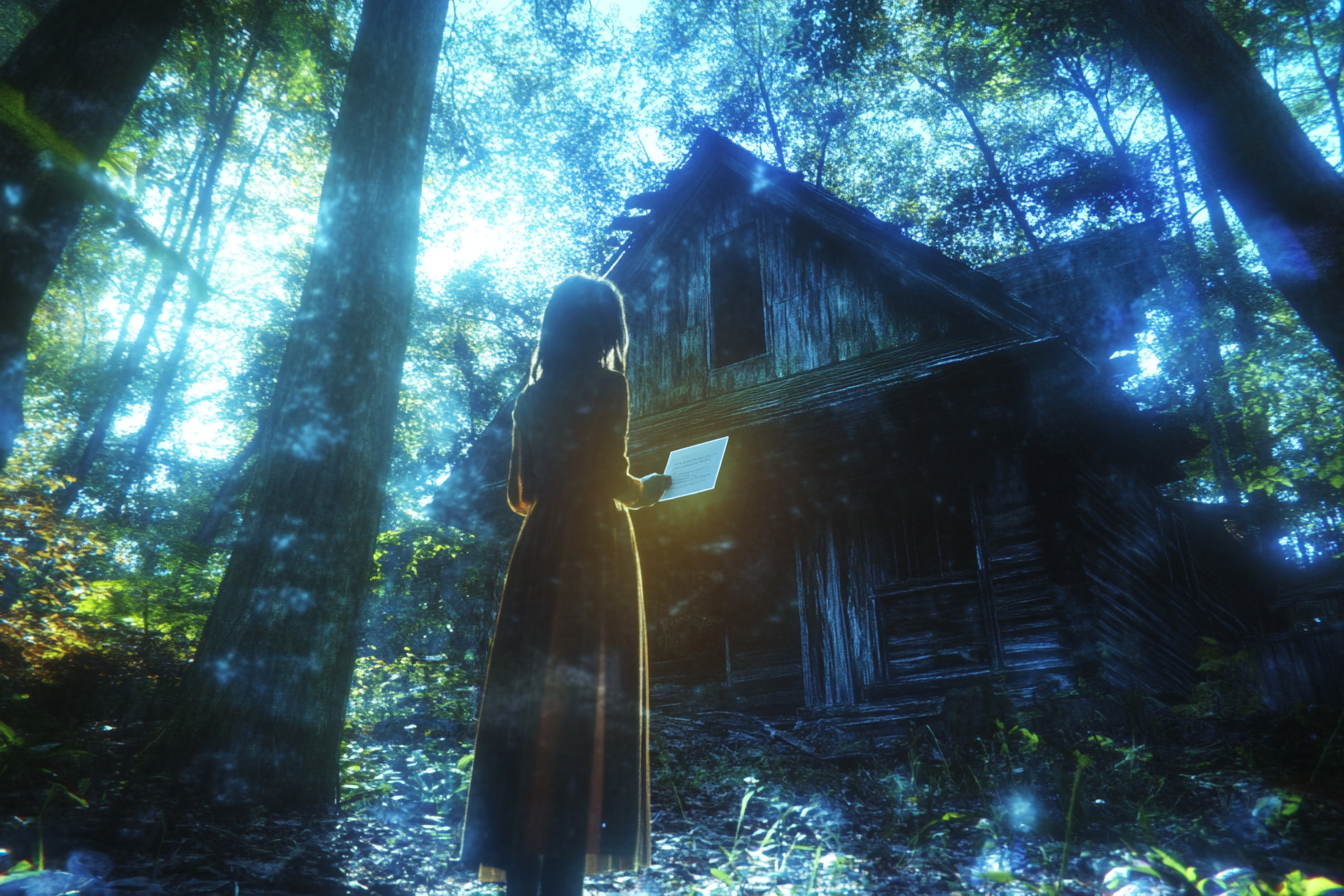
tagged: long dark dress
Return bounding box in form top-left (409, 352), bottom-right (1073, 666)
top-left (461, 366), bottom-right (652, 882)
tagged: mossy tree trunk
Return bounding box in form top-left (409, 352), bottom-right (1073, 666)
top-left (1107, 0), bottom-right (1344, 369)
top-left (0, 0), bottom-right (183, 469)
top-left (165, 0), bottom-right (448, 809)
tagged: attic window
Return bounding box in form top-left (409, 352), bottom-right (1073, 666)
top-left (709, 221), bottom-right (766, 367)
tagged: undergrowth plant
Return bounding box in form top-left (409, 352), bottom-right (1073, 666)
top-left (339, 649), bottom-right (478, 840)
top-left (883, 678), bottom-right (1344, 896)
top-left (1103, 848), bottom-right (1342, 896)
top-left (345, 647), bottom-right (478, 732)
top-left (700, 777), bottom-right (861, 896)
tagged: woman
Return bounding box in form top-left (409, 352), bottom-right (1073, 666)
top-left (461, 274), bottom-right (671, 896)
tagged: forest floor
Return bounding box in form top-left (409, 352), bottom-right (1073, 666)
top-left (3, 684), bottom-right (1344, 896)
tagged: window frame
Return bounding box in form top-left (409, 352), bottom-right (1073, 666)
top-left (706, 219), bottom-right (769, 369)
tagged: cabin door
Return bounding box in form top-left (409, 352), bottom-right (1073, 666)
top-left (795, 519), bottom-right (885, 707)
top-left (868, 491), bottom-right (1001, 708)
top-left (797, 491), bottom-right (1000, 710)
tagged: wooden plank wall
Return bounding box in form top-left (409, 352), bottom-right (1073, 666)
top-left (642, 444), bottom-right (1270, 718)
top-left (851, 455), bottom-right (1076, 715)
top-left (1254, 563), bottom-right (1341, 710)
top-left (1069, 461), bottom-right (1227, 695)
top-left (795, 518), bottom-right (887, 707)
top-left (787, 440), bottom-right (1247, 720)
top-left (1258, 628), bottom-right (1344, 710)
top-left (866, 573), bottom-right (988, 713)
top-left (636, 489), bottom-right (806, 716)
top-left (620, 168), bottom-right (979, 420)
top-left (791, 455), bottom-right (1080, 718)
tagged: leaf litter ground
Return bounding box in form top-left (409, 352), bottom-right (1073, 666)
top-left (3, 699), bottom-right (1344, 896)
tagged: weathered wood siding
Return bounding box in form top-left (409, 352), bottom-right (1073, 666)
top-left (800, 452), bottom-right (1077, 717)
top-left (1258, 569), bottom-right (1343, 709)
top-left (618, 168), bottom-right (981, 419)
top-left (1258, 628), bottom-right (1344, 710)
top-left (1062, 460), bottom-right (1259, 695)
top-left (631, 344), bottom-right (1096, 718)
top-left (975, 455), bottom-right (1077, 684)
top-left (982, 222), bottom-right (1165, 365)
top-left (631, 329), bottom-right (1269, 717)
top-left (634, 482), bottom-right (805, 715)
top-left (796, 518), bottom-right (887, 707)
top-left (435, 131), bottom-right (1283, 727)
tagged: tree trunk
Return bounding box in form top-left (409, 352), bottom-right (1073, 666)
top-left (57, 231), bottom-right (202, 513)
top-left (58, 63), bottom-right (253, 513)
top-left (1183, 119), bottom-right (1285, 564)
top-left (1163, 106), bottom-right (1243, 509)
top-left (1303, 9), bottom-right (1344, 165)
top-left (0, 0), bottom-right (183, 469)
top-left (117, 89), bottom-right (270, 515)
top-left (952, 94), bottom-right (1041, 252)
top-left (1059, 49), bottom-right (1158, 220)
top-left (919, 68), bottom-right (1041, 252)
top-left (1189, 148), bottom-right (1263, 353)
top-left (191, 421), bottom-right (264, 548)
top-left (164, 0), bottom-right (447, 809)
top-left (64, 257), bottom-right (154, 456)
top-left (1106, 0), bottom-right (1344, 368)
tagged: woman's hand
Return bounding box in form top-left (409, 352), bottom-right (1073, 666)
top-left (631, 473), bottom-right (672, 508)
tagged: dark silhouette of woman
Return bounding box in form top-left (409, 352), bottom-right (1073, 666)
top-left (461, 274), bottom-right (670, 896)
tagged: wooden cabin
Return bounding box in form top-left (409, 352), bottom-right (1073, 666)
top-left (434, 131), bottom-right (1269, 729)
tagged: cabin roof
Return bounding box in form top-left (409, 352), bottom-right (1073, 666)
top-left (603, 129), bottom-right (1053, 343)
top-left (431, 332), bottom-right (1177, 533)
top-left (625, 333), bottom-right (1047, 459)
top-left (982, 221), bottom-right (1165, 363)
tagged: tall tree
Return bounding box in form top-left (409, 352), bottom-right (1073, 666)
top-left (787, 0), bottom-right (887, 187)
top-left (116, 118), bottom-right (273, 516)
top-left (892, 4), bottom-right (1045, 252)
top-left (0, 0), bottom-right (183, 469)
top-left (1106, 0), bottom-right (1344, 368)
top-left (644, 0), bottom-right (796, 167)
top-left (163, 0), bottom-right (448, 808)
top-left (998, 0), bottom-right (1159, 220)
top-left (57, 29), bottom-right (263, 514)
top-left (1297, 0), bottom-right (1344, 159)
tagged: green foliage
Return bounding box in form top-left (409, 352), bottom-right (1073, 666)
top-left (672, 775), bottom-right (860, 895)
top-left (0, 458), bottom-right (197, 814)
top-left (1176, 636), bottom-right (1265, 719)
top-left (789, 0), bottom-right (888, 80)
top-left (1105, 847), bottom-right (1343, 896)
top-left (346, 649), bottom-right (477, 730)
top-left (0, 473), bottom-right (104, 611)
top-left (7, 0), bottom-right (1342, 681)
top-left (4, 3), bottom-right (1344, 885)
top-left (339, 650), bottom-right (478, 848)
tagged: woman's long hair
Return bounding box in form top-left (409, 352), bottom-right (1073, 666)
top-left (529, 274), bottom-right (629, 383)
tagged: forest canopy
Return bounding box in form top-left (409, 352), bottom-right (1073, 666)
top-left (3, 2), bottom-right (1344, 893)
top-left (4, 0), bottom-right (1343, 586)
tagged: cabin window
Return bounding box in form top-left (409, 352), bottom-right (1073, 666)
top-left (897, 490), bottom-right (976, 579)
top-left (709, 221), bottom-right (767, 367)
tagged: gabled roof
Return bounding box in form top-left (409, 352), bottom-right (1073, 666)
top-left (603, 129), bottom-right (1053, 344)
top-left (982, 221), bottom-right (1164, 364)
